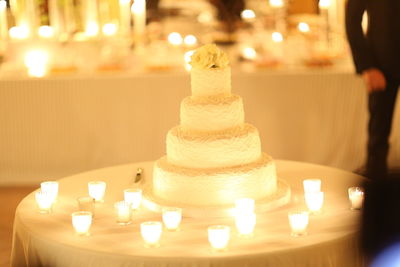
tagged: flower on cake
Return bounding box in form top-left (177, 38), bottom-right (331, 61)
top-left (190, 44), bottom-right (229, 69)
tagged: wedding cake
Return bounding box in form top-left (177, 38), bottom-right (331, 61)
top-left (146, 44), bottom-right (289, 213)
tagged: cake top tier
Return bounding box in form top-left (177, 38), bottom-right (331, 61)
top-left (190, 44), bottom-right (229, 69)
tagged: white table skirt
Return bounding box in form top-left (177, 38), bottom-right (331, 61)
top-left (11, 160), bottom-right (365, 267)
top-left (1, 67), bottom-right (399, 185)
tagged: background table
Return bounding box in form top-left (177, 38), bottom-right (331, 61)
top-left (2, 67), bottom-right (399, 185)
top-left (11, 160), bottom-right (365, 267)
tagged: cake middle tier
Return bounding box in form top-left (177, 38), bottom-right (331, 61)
top-left (166, 124), bottom-right (262, 168)
top-left (180, 94), bottom-right (244, 131)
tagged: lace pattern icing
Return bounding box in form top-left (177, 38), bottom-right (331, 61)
top-left (190, 67), bottom-right (231, 97)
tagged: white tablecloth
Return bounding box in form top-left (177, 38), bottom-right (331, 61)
top-left (1, 68), bottom-right (400, 185)
top-left (11, 160), bottom-right (365, 267)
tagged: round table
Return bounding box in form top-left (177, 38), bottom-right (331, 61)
top-left (11, 160), bottom-right (365, 267)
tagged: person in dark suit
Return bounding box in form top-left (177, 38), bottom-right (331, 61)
top-left (346, 0), bottom-right (400, 179)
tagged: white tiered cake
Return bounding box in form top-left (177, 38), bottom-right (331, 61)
top-left (145, 44), bottom-right (289, 215)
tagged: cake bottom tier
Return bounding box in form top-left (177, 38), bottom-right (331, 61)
top-left (152, 153), bottom-right (277, 206)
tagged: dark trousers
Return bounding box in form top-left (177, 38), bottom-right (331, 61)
top-left (366, 78), bottom-right (400, 179)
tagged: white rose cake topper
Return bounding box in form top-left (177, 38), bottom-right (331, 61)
top-left (190, 44), bottom-right (229, 69)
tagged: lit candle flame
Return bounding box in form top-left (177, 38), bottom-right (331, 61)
top-left (272, 32), bottom-right (283, 43)
top-left (241, 9), bottom-right (256, 22)
top-left (168, 32), bottom-right (183, 46)
top-left (298, 22), bottom-right (310, 33)
top-left (38, 26), bottom-right (54, 38)
top-left (102, 23), bottom-right (118, 36)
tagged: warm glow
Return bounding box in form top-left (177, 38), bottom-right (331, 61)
top-left (208, 225), bottom-right (230, 251)
top-left (298, 22), bottom-right (310, 33)
top-left (184, 35), bottom-right (197, 46)
top-left (131, 0), bottom-right (146, 14)
top-left (348, 187), bottom-right (364, 210)
top-left (141, 221), bottom-right (162, 247)
top-left (124, 188), bottom-right (142, 209)
top-left (162, 207), bottom-right (182, 231)
top-left (305, 191), bottom-right (324, 213)
top-left (198, 11), bottom-right (213, 24)
top-left (269, 0), bottom-right (284, 8)
top-left (241, 9), bottom-right (256, 22)
top-left (88, 181), bottom-right (106, 202)
top-left (114, 201), bottom-right (132, 225)
top-left (272, 32), bottom-right (283, 43)
top-left (24, 50), bottom-right (49, 78)
top-left (0, 0), bottom-right (5, 10)
top-left (35, 190), bottom-right (53, 213)
top-left (303, 179), bottom-right (321, 193)
top-left (319, 0), bottom-right (331, 9)
top-left (288, 211), bottom-right (309, 237)
top-left (38, 26), bottom-right (54, 38)
top-left (9, 26), bottom-right (29, 40)
top-left (40, 181), bottom-right (59, 203)
top-left (71, 211), bottom-right (92, 235)
top-left (235, 213), bottom-right (256, 237)
top-left (102, 23), bottom-right (118, 36)
top-left (85, 21), bottom-right (99, 37)
top-left (184, 50), bottom-right (195, 71)
top-left (235, 198), bottom-right (255, 214)
top-left (241, 47), bottom-right (257, 60)
top-left (168, 32), bottom-right (183, 46)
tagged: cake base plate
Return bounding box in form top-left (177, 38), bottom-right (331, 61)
top-left (142, 179), bottom-right (291, 218)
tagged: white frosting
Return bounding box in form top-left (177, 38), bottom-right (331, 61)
top-left (166, 124), bottom-right (262, 168)
top-left (153, 153), bottom-right (277, 206)
top-left (180, 94), bottom-right (244, 131)
top-left (190, 67), bottom-right (231, 97)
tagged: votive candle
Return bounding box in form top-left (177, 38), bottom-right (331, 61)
top-left (40, 181), bottom-right (59, 203)
top-left (115, 201), bottom-right (132, 225)
top-left (71, 211), bottom-right (92, 236)
top-left (88, 181), bottom-right (106, 202)
top-left (303, 179), bottom-right (321, 193)
top-left (235, 198), bottom-right (255, 214)
top-left (124, 188), bottom-right (142, 210)
top-left (35, 190), bottom-right (53, 213)
top-left (162, 207), bottom-right (182, 231)
top-left (235, 212), bottom-right (256, 237)
top-left (305, 191), bottom-right (324, 214)
top-left (208, 225), bottom-right (230, 251)
top-left (140, 221), bottom-right (162, 248)
top-left (348, 187), bottom-right (364, 210)
top-left (288, 211), bottom-right (309, 237)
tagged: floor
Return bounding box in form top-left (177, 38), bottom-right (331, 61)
top-left (0, 187), bottom-right (36, 267)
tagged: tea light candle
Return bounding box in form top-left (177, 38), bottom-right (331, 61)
top-left (272, 32), bottom-right (283, 43)
top-left (240, 9), bottom-right (256, 23)
top-left (348, 187), bottom-right (364, 210)
top-left (298, 22), bottom-right (310, 33)
top-left (235, 212), bottom-right (256, 237)
top-left (162, 207), bottom-right (182, 231)
top-left (269, 0), bottom-right (284, 8)
top-left (114, 201), bottom-right (132, 225)
top-left (102, 23), bottom-right (118, 37)
top-left (9, 25), bottom-right (29, 40)
top-left (35, 190), bottom-right (54, 213)
top-left (24, 50), bottom-right (49, 78)
top-left (140, 221), bottom-right (162, 248)
top-left (305, 191), bottom-right (324, 214)
top-left (235, 198), bottom-right (255, 214)
top-left (40, 181), bottom-right (59, 203)
top-left (183, 35), bottom-right (197, 47)
top-left (124, 188), bottom-right (142, 210)
top-left (288, 211), bottom-right (309, 237)
top-left (71, 211), bottom-right (92, 236)
top-left (241, 47), bottom-right (257, 61)
top-left (208, 225), bottom-right (230, 251)
top-left (38, 26), bottom-right (54, 38)
top-left (303, 179), bottom-right (321, 193)
top-left (88, 181), bottom-right (106, 202)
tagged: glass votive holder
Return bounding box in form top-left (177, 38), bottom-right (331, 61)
top-left (140, 221), bottom-right (163, 248)
top-left (114, 201), bottom-right (132, 225)
top-left (208, 225), bottom-right (231, 251)
top-left (162, 207), bottom-right (182, 231)
top-left (40, 181), bottom-right (59, 203)
top-left (305, 191), bottom-right (324, 214)
top-left (88, 181), bottom-right (106, 203)
top-left (77, 196), bottom-right (95, 217)
top-left (348, 187), bottom-right (364, 210)
top-left (35, 190), bottom-right (54, 214)
top-left (71, 211), bottom-right (92, 236)
top-left (288, 211), bottom-right (309, 237)
top-left (124, 188), bottom-right (142, 210)
top-left (303, 179), bottom-right (321, 194)
top-left (235, 212), bottom-right (256, 238)
top-left (235, 198), bottom-right (255, 214)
